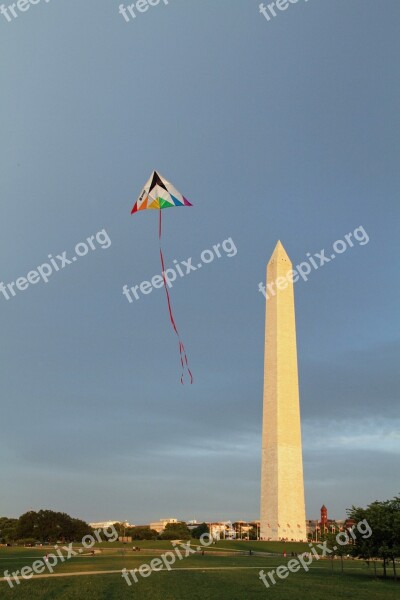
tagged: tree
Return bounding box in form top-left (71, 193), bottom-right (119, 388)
top-left (324, 532), bottom-right (349, 574)
top-left (129, 526), bottom-right (158, 540)
top-left (0, 517), bottom-right (18, 543)
top-left (191, 523), bottom-right (209, 539)
top-left (16, 510), bottom-right (93, 543)
top-left (16, 511), bottom-right (38, 540)
top-left (68, 518), bottom-right (94, 542)
top-left (348, 495), bottom-right (400, 580)
top-left (159, 522), bottom-right (191, 540)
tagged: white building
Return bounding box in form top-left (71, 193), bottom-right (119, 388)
top-left (149, 518), bottom-right (178, 533)
top-left (89, 520), bottom-right (133, 530)
top-left (208, 521), bottom-right (236, 540)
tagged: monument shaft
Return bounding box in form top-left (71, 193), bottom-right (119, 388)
top-left (260, 241), bottom-right (306, 541)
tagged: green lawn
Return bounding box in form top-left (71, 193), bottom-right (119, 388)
top-left (0, 543), bottom-right (398, 599)
top-left (213, 539), bottom-right (310, 553)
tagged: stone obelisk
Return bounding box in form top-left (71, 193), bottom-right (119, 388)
top-left (260, 241), bottom-right (306, 541)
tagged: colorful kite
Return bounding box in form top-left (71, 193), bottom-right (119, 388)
top-left (131, 170), bottom-right (193, 384)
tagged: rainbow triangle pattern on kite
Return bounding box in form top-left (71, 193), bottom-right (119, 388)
top-left (131, 170), bottom-right (192, 214)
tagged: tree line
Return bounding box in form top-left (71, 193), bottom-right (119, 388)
top-left (111, 521), bottom-right (209, 541)
top-left (315, 495), bottom-right (399, 580)
top-left (0, 510), bottom-right (92, 545)
top-left (0, 512), bottom-right (209, 545)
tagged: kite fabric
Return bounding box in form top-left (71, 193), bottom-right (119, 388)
top-left (131, 170), bottom-right (192, 213)
top-left (131, 170), bottom-right (193, 385)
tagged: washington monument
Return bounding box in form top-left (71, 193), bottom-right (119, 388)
top-left (260, 241), bottom-right (306, 541)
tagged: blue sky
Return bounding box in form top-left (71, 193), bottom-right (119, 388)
top-left (0, 0), bottom-right (399, 525)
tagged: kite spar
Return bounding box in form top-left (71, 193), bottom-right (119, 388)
top-left (131, 170), bottom-right (193, 384)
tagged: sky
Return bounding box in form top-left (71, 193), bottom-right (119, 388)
top-left (0, 0), bottom-right (399, 525)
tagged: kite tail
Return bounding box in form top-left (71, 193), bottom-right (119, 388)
top-left (159, 210), bottom-right (193, 385)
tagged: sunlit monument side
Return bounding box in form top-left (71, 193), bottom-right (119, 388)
top-left (260, 241), bottom-right (306, 542)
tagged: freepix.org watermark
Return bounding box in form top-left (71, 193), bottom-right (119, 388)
top-left (119, 0), bottom-right (169, 22)
top-left (258, 226), bottom-right (369, 300)
top-left (259, 519), bottom-right (372, 589)
top-left (122, 237), bottom-right (237, 303)
top-left (122, 532), bottom-right (216, 586)
top-left (259, 0), bottom-right (311, 23)
top-left (0, 229), bottom-right (112, 301)
top-left (0, 0), bottom-right (50, 23)
top-left (3, 525), bottom-right (118, 588)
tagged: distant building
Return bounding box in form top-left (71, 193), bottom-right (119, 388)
top-left (89, 520), bottom-right (133, 530)
top-left (149, 518), bottom-right (178, 533)
top-left (320, 505), bottom-right (328, 530)
top-left (307, 506), bottom-right (357, 541)
top-left (202, 520), bottom-right (260, 540)
top-left (232, 521), bottom-right (255, 539)
top-left (186, 521), bottom-right (201, 532)
top-left (208, 521), bottom-right (236, 540)
top-left (306, 519), bottom-right (319, 538)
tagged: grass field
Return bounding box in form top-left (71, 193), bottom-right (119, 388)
top-left (0, 541), bottom-right (398, 599)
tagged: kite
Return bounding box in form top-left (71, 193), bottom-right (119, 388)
top-left (131, 170), bottom-right (193, 384)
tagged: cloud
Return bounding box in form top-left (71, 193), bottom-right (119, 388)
top-left (302, 417), bottom-right (400, 455)
top-left (300, 339), bottom-right (400, 418)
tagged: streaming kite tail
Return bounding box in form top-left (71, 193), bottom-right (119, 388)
top-left (159, 210), bottom-right (193, 385)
